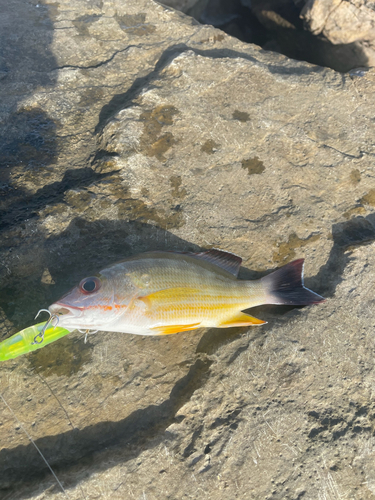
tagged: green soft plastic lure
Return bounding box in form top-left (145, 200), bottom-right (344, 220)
top-left (0, 321), bottom-right (71, 361)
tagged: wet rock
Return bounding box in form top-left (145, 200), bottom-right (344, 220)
top-left (1, 0), bottom-right (375, 499)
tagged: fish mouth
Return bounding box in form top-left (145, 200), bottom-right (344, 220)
top-left (49, 303), bottom-right (83, 320)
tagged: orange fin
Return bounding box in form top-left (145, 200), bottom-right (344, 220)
top-left (151, 323), bottom-right (201, 335)
top-left (219, 312), bottom-right (266, 327)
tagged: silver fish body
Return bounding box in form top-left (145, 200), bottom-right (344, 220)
top-left (49, 250), bottom-right (324, 335)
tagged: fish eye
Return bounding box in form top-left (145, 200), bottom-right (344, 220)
top-left (79, 277), bottom-right (101, 294)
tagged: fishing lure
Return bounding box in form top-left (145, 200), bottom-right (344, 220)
top-left (0, 311), bottom-right (70, 361)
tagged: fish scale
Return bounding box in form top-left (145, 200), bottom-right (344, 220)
top-left (124, 257), bottom-right (252, 328)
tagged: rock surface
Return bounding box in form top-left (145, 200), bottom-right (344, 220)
top-left (1, 0), bottom-right (375, 499)
top-left (300, 0), bottom-right (375, 67)
top-left (160, 0), bottom-right (199, 12)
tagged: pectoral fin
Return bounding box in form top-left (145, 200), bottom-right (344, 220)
top-left (218, 312), bottom-right (266, 327)
top-left (151, 323), bottom-right (201, 335)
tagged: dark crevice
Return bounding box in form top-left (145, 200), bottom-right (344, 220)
top-left (185, 0), bottom-right (369, 72)
top-left (91, 149), bottom-right (120, 164)
top-left (182, 426), bottom-right (204, 458)
top-left (209, 408), bottom-right (242, 430)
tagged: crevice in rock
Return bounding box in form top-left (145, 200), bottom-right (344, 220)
top-left (180, 0), bottom-right (370, 72)
top-left (91, 149), bottom-right (120, 164)
top-left (307, 137), bottom-right (364, 160)
top-left (182, 425), bottom-right (204, 457)
top-left (54, 44), bottom-right (139, 71)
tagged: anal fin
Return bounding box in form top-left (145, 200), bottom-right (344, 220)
top-left (151, 323), bottom-right (201, 335)
top-left (219, 312), bottom-right (266, 327)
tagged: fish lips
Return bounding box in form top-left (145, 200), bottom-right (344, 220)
top-left (49, 302), bottom-right (83, 321)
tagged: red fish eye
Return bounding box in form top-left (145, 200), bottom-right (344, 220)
top-left (79, 277), bottom-right (101, 294)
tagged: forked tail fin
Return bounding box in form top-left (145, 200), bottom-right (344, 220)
top-left (261, 259), bottom-right (324, 306)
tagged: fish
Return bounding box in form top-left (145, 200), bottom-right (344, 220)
top-left (48, 249), bottom-right (324, 336)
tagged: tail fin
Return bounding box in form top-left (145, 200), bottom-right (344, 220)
top-left (261, 259), bottom-right (324, 306)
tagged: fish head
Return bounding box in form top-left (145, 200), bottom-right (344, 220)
top-left (49, 273), bottom-right (118, 331)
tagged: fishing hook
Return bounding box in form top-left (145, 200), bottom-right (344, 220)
top-left (78, 329), bottom-right (98, 344)
top-left (32, 309), bottom-right (59, 345)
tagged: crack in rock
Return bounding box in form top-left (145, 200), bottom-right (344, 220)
top-left (54, 45), bottom-right (139, 71)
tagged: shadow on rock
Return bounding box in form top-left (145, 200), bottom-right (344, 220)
top-left (0, 216), bottom-right (355, 494)
top-left (0, 0), bottom-right (58, 231)
top-left (187, 0), bottom-right (369, 72)
top-left (0, 167), bottom-right (116, 231)
top-left (0, 357), bottom-right (212, 495)
top-left (312, 216), bottom-right (375, 297)
top-left (0, 219), bottom-right (201, 327)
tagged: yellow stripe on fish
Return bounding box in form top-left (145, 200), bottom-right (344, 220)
top-left (139, 286), bottom-right (267, 333)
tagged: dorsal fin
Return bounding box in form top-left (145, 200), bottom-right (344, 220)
top-left (190, 249), bottom-right (242, 277)
top-left (117, 249), bottom-right (243, 277)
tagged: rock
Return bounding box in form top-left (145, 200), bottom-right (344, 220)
top-left (1, 0), bottom-right (375, 498)
top-left (300, 0), bottom-right (375, 67)
top-left (247, 0), bottom-right (371, 71)
top-left (160, 0), bottom-right (200, 12)
top-left (180, 0), bottom-right (371, 72)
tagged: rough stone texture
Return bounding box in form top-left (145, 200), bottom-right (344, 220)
top-left (159, 0), bottom-right (199, 12)
top-left (301, 0), bottom-right (375, 67)
top-left (1, 0), bottom-right (375, 499)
